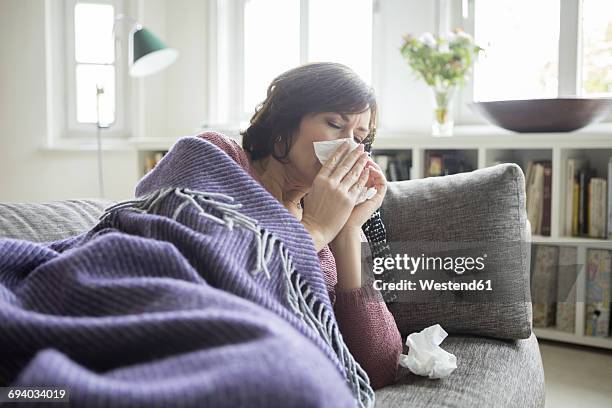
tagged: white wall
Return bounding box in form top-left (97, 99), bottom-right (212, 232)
top-left (0, 0), bottom-right (434, 203)
top-left (164, 0), bottom-right (208, 138)
top-left (130, 0), bottom-right (208, 139)
top-left (0, 0), bottom-right (137, 203)
top-left (130, 0), bottom-right (168, 139)
top-left (0, 0), bottom-right (209, 203)
top-left (374, 0), bottom-right (437, 133)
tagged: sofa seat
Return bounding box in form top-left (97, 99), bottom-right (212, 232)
top-left (376, 333), bottom-right (544, 407)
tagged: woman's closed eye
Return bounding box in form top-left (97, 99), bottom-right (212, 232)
top-left (328, 122), bottom-right (365, 143)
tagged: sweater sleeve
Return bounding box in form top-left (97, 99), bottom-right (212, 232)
top-left (319, 245), bottom-right (402, 390)
top-left (333, 280), bottom-right (403, 390)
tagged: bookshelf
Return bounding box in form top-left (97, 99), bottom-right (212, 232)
top-left (132, 125), bottom-right (612, 350)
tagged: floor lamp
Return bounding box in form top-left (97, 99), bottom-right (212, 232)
top-left (95, 15), bottom-right (179, 198)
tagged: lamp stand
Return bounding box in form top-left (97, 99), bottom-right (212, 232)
top-left (96, 84), bottom-right (105, 199)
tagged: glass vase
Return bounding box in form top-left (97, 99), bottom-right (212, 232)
top-left (431, 84), bottom-right (456, 137)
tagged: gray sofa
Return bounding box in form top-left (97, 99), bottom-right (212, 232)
top-left (0, 163), bottom-right (545, 407)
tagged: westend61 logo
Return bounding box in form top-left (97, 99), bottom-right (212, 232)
top-left (372, 253), bottom-right (487, 275)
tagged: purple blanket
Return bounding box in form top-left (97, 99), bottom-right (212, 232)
top-left (0, 136), bottom-right (374, 407)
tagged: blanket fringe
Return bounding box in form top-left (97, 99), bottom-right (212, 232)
top-left (99, 187), bottom-right (375, 408)
top-left (100, 187), bottom-right (274, 279)
top-left (279, 241), bottom-right (376, 408)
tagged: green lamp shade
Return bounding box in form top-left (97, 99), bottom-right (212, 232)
top-left (130, 27), bottom-right (178, 77)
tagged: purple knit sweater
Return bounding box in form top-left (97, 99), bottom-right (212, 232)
top-left (0, 136), bottom-right (375, 407)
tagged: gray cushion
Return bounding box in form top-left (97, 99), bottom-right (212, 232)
top-left (375, 333), bottom-right (545, 408)
top-left (0, 198), bottom-right (114, 242)
top-left (379, 164), bottom-right (532, 340)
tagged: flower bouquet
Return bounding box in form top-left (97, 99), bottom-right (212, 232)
top-left (400, 28), bottom-right (484, 136)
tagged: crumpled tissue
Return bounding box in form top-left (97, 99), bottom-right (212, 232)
top-left (398, 324), bottom-right (457, 379)
top-left (313, 138), bottom-right (377, 205)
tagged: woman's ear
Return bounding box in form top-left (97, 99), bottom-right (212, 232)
top-left (272, 135), bottom-right (283, 158)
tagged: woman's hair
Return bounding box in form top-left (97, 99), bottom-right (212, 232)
top-left (240, 62), bottom-right (378, 163)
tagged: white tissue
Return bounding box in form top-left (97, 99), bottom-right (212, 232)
top-left (398, 324), bottom-right (457, 379)
top-left (313, 138), bottom-right (377, 205)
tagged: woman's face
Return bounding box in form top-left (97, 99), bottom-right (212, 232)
top-left (282, 109), bottom-right (371, 186)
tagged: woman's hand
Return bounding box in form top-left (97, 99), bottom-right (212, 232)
top-left (341, 158), bottom-right (388, 231)
top-left (328, 159), bottom-right (387, 261)
top-left (301, 142), bottom-right (372, 251)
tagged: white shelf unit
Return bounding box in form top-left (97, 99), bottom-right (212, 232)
top-left (373, 128), bottom-right (612, 350)
top-left (530, 239), bottom-right (612, 351)
top-left (133, 125), bottom-right (612, 349)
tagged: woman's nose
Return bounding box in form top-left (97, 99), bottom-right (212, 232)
top-left (342, 130), bottom-right (355, 139)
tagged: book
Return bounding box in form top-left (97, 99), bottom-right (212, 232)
top-left (579, 167), bottom-right (593, 235)
top-left (572, 180), bottom-right (580, 236)
top-left (598, 178), bottom-right (606, 238)
top-left (144, 156), bottom-right (156, 174)
top-left (154, 152), bottom-right (165, 163)
top-left (525, 161), bottom-right (534, 189)
top-left (374, 154), bottom-right (389, 178)
top-left (585, 249), bottom-right (611, 337)
top-left (525, 161), bottom-right (534, 229)
top-left (609, 158), bottom-right (612, 239)
top-left (526, 162), bottom-right (545, 235)
top-left (588, 178), bottom-right (607, 238)
top-left (372, 154), bottom-right (412, 181)
top-left (425, 151), bottom-right (474, 177)
top-left (442, 155), bottom-right (459, 175)
top-left (531, 245), bottom-right (559, 328)
top-left (427, 154), bottom-right (443, 177)
top-left (556, 246), bottom-right (578, 333)
top-left (144, 151), bottom-right (167, 175)
top-left (388, 159), bottom-right (399, 181)
top-left (565, 159), bottom-right (586, 236)
top-left (397, 156), bottom-right (411, 181)
top-left (541, 162), bottom-right (552, 236)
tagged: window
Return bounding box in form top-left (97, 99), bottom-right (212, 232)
top-left (307, 0), bottom-right (373, 86)
top-left (243, 0), bottom-right (301, 115)
top-left (472, 0), bottom-right (560, 101)
top-left (74, 2), bottom-right (116, 124)
top-left (62, 0), bottom-right (128, 137)
top-left (208, 0), bottom-right (374, 130)
top-left (455, 0), bottom-right (612, 123)
top-left (581, 0), bottom-right (612, 95)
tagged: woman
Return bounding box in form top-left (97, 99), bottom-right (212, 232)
top-left (198, 62), bottom-right (402, 389)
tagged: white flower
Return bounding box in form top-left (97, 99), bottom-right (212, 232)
top-left (453, 30), bottom-right (473, 43)
top-left (419, 32), bottom-right (437, 48)
top-left (438, 42), bottom-right (450, 53)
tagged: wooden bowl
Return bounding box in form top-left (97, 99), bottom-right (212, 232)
top-left (468, 98), bottom-right (612, 133)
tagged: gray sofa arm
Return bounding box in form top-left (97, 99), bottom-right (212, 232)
top-left (379, 163), bottom-right (533, 340)
top-left (0, 199), bottom-right (114, 242)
